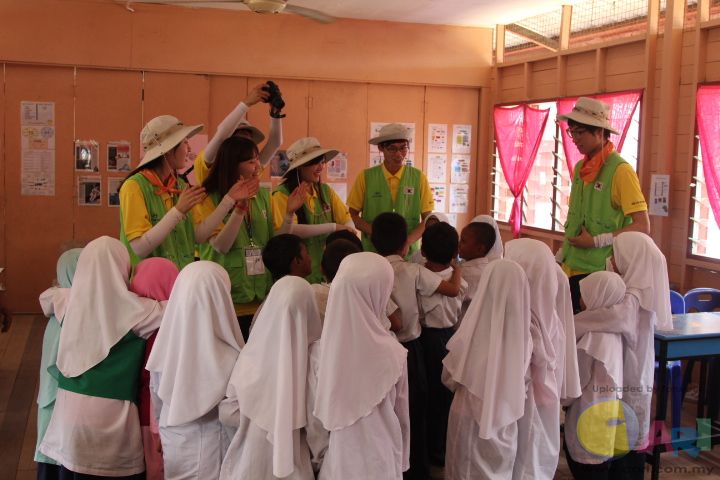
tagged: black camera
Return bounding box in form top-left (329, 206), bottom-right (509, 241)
top-left (262, 80), bottom-right (286, 118)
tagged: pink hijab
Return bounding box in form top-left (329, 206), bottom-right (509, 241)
top-left (130, 257), bottom-right (180, 301)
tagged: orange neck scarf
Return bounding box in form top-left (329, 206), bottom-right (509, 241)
top-left (140, 169), bottom-right (183, 196)
top-left (580, 141), bottom-right (615, 183)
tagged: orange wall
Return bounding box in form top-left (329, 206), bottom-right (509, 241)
top-left (0, 0), bottom-right (492, 88)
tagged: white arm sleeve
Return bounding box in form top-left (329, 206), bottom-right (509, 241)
top-left (209, 209), bottom-right (245, 254)
top-left (194, 195), bottom-right (236, 244)
top-left (204, 102), bottom-right (250, 167)
top-left (275, 221), bottom-right (337, 238)
top-left (258, 117), bottom-right (283, 168)
top-left (129, 208), bottom-right (186, 260)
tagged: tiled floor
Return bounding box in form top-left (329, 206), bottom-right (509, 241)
top-left (1, 315), bottom-right (719, 479)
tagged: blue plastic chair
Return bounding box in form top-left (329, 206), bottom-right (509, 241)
top-left (682, 288), bottom-right (720, 419)
top-left (656, 291), bottom-right (685, 430)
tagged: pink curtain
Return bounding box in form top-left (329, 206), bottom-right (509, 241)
top-left (556, 90), bottom-right (642, 176)
top-left (494, 104), bottom-right (550, 238)
top-left (696, 85), bottom-right (720, 226)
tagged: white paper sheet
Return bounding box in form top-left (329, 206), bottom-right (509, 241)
top-left (107, 141), bottom-right (132, 172)
top-left (428, 123), bottom-right (448, 153)
top-left (21, 101), bottom-right (55, 196)
top-left (430, 183), bottom-right (447, 212)
top-left (452, 124), bottom-right (472, 154)
top-left (108, 177), bottom-right (123, 207)
top-left (328, 182), bottom-right (348, 203)
top-left (451, 154), bottom-right (471, 184)
top-left (450, 184), bottom-right (469, 213)
top-left (427, 154), bottom-right (447, 183)
top-left (649, 174), bottom-right (670, 216)
top-left (327, 152), bottom-right (348, 180)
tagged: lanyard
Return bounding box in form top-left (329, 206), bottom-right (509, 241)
top-left (244, 200), bottom-right (256, 246)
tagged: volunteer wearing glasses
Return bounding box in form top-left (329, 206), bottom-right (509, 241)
top-left (557, 97), bottom-right (650, 313)
top-left (347, 123), bottom-right (434, 255)
top-left (271, 137), bottom-right (356, 284)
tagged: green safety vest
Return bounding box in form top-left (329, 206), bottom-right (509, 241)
top-left (562, 151), bottom-right (633, 273)
top-left (361, 165), bottom-right (423, 256)
top-left (52, 332), bottom-right (145, 403)
top-left (119, 173), bottom-right (196, 269)
top-left (200, 188), bottom-right (273, 304)
top-left (275, 183), bottom-right (334, 284)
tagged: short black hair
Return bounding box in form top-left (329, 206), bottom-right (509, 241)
top-left (422, 222), bottom-right (458, 264)
top-left (371, 212), bottom-right (407, 256)
top-left (321, 239), bottom-right (361, 282)
top-left (262, 234), bottom-right (303, 281)
top-left (325, 230), bottom-right (363, 251)
top-left (568, 118), bottom-right (611, 140)
top-left (465, 222), bottom-right (497, 253)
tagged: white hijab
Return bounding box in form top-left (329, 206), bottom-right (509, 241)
top-left (228, 275), bottom-right (322, 478)
top-left (613, 232), bottom-right (673, 331)
top-left (57, 237), bottom-right (163, 377)
top-left (314, 252), bottom-right (407, 431)
top-left (505, 238), bottom-right (561, 406)
top-left (146, 261), bottom-right (244, 427)
top-left (576, 271), bottom-right (627, 391)
top-left (426, 212), bottom-right (449, 225)
top-left (471, 215), bottom-right (503, 260)
top-left (443, 259), bottom-right (532, 439)
top-left (555, 264), bottom-right (582, 403)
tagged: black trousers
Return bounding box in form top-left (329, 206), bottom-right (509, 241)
top-left (401, 337), bottom-right (429, 480)
top-left (568, 273), bottom-right (591, 314)
top-left (563, 440), bottom-right (646, 480)
top-left (36, 463), bottom-right (60, 480)
top-left (419, 326), bottom-right (455, 467)
top-left (237, 314), bottom-right (253, 343)
top-left (58, 467), bottom-right (145, 480)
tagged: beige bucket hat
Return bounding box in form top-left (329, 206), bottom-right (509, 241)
top-left (284, 137), bottom-right (338, 175)
top-left (369, 123), bottom-right (412, 145)
top-left (557, 97), bottom-right (620, 135)
top-left (139, 115), bottom-right (203, 168)
top-left (235, 118), bottom-right (265, 145)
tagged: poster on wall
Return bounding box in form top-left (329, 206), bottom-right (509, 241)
top-left (107, 141), bottom-right (132, 172)
top-left (369, 122), bottom-right (416, 153)
top-left (328, 182), bottom-right (348, 203)
top-left (427, 154), bottom-right (447, 183)
top-left (430, 183), bottom-right (447, 212)
top-left (327, 152), bottom-right (348, 180)
top-left (108, 177), bottom-right (123, 207)
top-left (452, 124), bottom-right (472, 154)
top-left (404, 153), bottom-right (415, 167)
top-left (270, 150), bottom-right (290, 178)
top-left (451, 154), bottom-right (471, 184)
top-left (450, 184), bottom-right (469, 213)
top-left (446, 213), bottom-right (458, 227)
top-left (78, 176), bottom-right (102, 206)
top-left (21, 101), bottom-right (56, 196)
top-left (649, 174), bottom-right (670, 216)
top-left (75, 140), bottom-right (100, 172)
top-left (428, 124), bottom-right (448, 153)
top-left (369, 153), bottom-right (384, 168)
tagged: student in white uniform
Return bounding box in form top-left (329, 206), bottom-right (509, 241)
top-left (146, 261), bottom-right (245, 480)
top-left (314, 252), bottom-right (411, 480)
top-left (572, 232), bottom-right (673, 479)
top-left (219, 275), bottom-right (326, 479)
top-left (370, 212), bottom-right (462, 479)
top-left (311, 238), bottom-right (361, 324)
top-left (417, 222), bottom-right (467, 469)
top-left (410, 212), bottom-right (448, 265)
top-left (504, 238), bottom-right (581, 480)
top-left (458, 218), bottom-right (501, 319)
top-left (443, 259), bottom-right (532, 480)
top-left (39, 237), bottom-right (166, 479)
top-left (564, 271), bottom-right (627, 478)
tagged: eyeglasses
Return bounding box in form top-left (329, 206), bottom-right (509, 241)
top-left (565, 127), bottom-right (588, 138)
top-left (383, 145), bottom-right (409, 154)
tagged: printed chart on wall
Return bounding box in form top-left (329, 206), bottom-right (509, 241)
top-left (452, 124), bottom-right (472, 155)
top-left (107, 141), bottom-right (132, 172)
top-left (327, 152), bottom-right (348, 180)
top-left (427, 154), bottom-right (447, 183)
top-left (430, 183), bottom-right (447, 212)
top-left (450, 184), bottom-right (469, 213)
top-left (21, 101), bottom-right (56, 196)
top-left (451, 155), bottom-right (470, 184)
top-left (369, 122), bottom-right (416, 167)
top-left (428, 124), bottom-right (448, 153)
top-left (78, 176), bottom-right (102, 206)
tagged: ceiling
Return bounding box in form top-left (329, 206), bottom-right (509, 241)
top-left (133, 0), bottom-right (583, 28)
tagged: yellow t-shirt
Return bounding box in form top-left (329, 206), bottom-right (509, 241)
top-left (271, 183), bottom-right (351, 231)
top-left (346, 163), bottom-right (435, 214)
top-left (194, 150), bottom-right (210, 185)
top-left (563, 163), bottom-right (647, 277)
top-left (191, 194), bottom-right (224, 237)
top-left (119, 178), bottom-right (178, 241)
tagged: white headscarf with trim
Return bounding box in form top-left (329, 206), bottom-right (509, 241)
top-left (471, 215), bottom-right (503, 261)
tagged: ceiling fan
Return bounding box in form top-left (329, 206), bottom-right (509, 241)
top-left (122, 0), bottom-right (336, 23)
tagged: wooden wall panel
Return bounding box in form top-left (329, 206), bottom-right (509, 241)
top-left (308, 81), bottom-right (368, 198)
top-left (74, 69), bottom-right (142, 242)
top-left (3, 65), bottom-right (74, 312)
top-left (605, 41), bottom-right (645, 75)
top-left (0, 65), bottom-right (5, 276)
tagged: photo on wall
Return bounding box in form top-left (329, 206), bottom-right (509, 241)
top-left (107, 141), bottom-right (132, 172)
top-left (270, 150), bottom-right (290, 177)
top-left (78, 176), bottom-right (102, 206)
top-left (108, 177), bottom-right (123, 207)
top-left (75, 140), bottom-right (99, 172)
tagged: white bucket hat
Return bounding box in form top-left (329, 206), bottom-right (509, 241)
top-left (557, 97), bottom-right (620, 135)
top-left (284, 137), bottom-right (338, 175)
top-left (235, 119), bottom-right (265, 145)
top-left (139, 115), bottom-right (203, 168)
top-left (369, 123), bottom-right (412, 145)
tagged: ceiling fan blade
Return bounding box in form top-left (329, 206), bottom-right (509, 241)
top-left (284, 4), bottom-right (335, 23)
top-left (128, 0), bottom-right (246, 5)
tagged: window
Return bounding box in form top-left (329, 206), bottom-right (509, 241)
top-left (689, 140), bottom-right (720, 260)
top-left (492, 98), bottom-right (641, 233)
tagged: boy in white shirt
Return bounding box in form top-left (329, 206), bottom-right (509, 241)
top-left (458, 220), bottom-right (498, 319)
top-left (417, 222), bottom-right (467, 471)
top-left (371, 212), bottom-right (462, 480)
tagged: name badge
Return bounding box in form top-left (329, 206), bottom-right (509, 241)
top-left (403, 186), bottom-right (415, 195)
top-left (594, 181), bottom-right (604, 191)
top-left (245, 247), bottom-right (265, 276)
